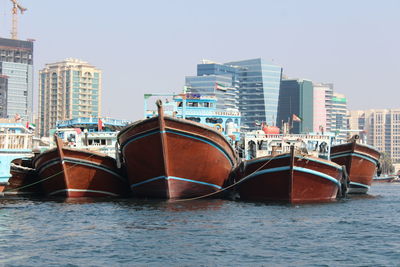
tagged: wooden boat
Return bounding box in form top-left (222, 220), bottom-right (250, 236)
top-left (372, 175), bottom-right (396, 183)
top-left (233, 146), bottom-right (344, 203)
top-left (330, 137), bottom-right (380, 194)
top-left (3, 157), bottom-right (42, 195)
top-left (117, 100), bottom-right (238, 199)
top-left (33, 136), bottom-right (129, 197)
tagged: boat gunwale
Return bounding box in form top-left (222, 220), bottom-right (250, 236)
top-left (244, 152), bottom-right (343, 170)
top-left (117, 115), bottom-right (236, 152)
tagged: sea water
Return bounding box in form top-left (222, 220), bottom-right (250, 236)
top-left (1, 183), bottom-right (400, 266)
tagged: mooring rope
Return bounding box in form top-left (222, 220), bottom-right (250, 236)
top-left (3, 153), bottom-right (96, 193)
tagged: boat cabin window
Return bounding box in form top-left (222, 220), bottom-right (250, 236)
top-left (89, 139), bottom-right (106, 145)
top-left (187, 102), bottom-right (198, 107)
top-left (206, 118), bottom-right (223, 124)
top-left (204, 102), bottom-right (210, 107)
top-left (186, 117), bottom-right (201, 123)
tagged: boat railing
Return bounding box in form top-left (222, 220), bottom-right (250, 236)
top-left (0, 133), bottom-right (33, 150)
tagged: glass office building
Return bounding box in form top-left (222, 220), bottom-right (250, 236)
top-left (0, 38), bottom-right (34, 121)
top-left (224, 58), bottom-right (282, 130)
top-left (185, 61), bottom-right (239, 110)
top-left (277, 79), bottom-right (314, 134)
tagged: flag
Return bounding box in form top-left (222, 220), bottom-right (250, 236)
top-left (215, 82), bottom-right (227, 91)
top-left (98, 118), bottom-right (104, 131)
top-left (26, 122), bottom-right (36, 130)
top-left (292, 114), bottom-right (302, 122)
top-left (254, 120), bottom-right (261, 126)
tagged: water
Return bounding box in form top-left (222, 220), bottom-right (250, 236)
top-left (1, 184), bottom-right (400, 266)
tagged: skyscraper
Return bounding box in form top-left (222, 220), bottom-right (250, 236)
top-left (0, 38), bottom-right (33, 121)
top-left (0, 75), bottom-right (8, 118)
top-left (185, 58), bottom-right (282, 131)
top-left (185, 60), bottom-right (239, 110)
top-left (313, 84), bottom-right (327, 133)
top-left (277, 79), bottom-right (314, 134)
top-left (224, 58), bottom-right (282, 130)
top-left (331, 92), bottom-right (349, 142)
top-left (38, 58), bottom-right (102, 137)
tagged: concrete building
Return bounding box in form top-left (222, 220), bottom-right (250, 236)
top-left (38, 58), bottom-right (102, 137)
top-left (348, 109), bottom-right (400, 162)
top-left (277, 79), bottom-right (314, 134)
top-left (313, 84), bottom-right (327, 133)
top-left (0, 38), bottom-right (34, 121)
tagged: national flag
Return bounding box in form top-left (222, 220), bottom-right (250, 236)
top-left (98, 118), bottom-right (104, 131)
top-left (292, 114), bottom-right (302, 122)
top-left (254, 120), bottom-right (261, 126)
top-left (215, 82), bottom-right (227, 91)
top-left (26, 122), bottom-right (36, 130)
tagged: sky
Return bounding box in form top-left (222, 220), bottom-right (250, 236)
top-left (0, 0), bottom-right (399, 121)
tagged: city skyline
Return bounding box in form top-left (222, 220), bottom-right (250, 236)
top-left (0, 0), bottom-right (398, 121)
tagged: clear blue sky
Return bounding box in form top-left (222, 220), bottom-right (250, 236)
top-left (1, 0), bottom-right (399, 121)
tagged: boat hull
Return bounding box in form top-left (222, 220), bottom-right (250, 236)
top-left (3, 158), bottom-right (42, 195)
top-left (34, 148), bottom-right (128, 198)
top-left (118, 116), bottom-right (237, 199)
top-left (234, 152), bottom-right (342, 203)
top-left (331, 142), bottom-right (380, 194)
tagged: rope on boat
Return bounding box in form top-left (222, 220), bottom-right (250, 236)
top-left (170, 148), bottom-right (347, 203)
top-left (169, 153), bottom-right (281, 203)
top-left (2, 153), bottom-right (96, 193)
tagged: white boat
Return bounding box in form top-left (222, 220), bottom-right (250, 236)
top-left (54, 117), bottom-right (131, 158)
top-left (239, 129), bottom-right (335, 160)
top-left (0, 119), bottom-right (34, 192)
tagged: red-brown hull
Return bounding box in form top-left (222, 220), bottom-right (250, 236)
top-left (331, 141), bottom-right (380, 194)
top-left (118, 116), bottom-right (237, 199)
top-left (33, 148), bottom-right (128, 198)
top-left (235, 152), bottom-right (342, 203)
top-left (3, 158), bottom-right (42, 195)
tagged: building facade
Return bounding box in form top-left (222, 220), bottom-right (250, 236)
top-left (348, 109), bottom-right (400, 162)
top-left (0, 38), bottom-right (34, 121)
top-left (0, 75), bottom-right (8, 118)
top-left (313, 84), bottom-right (327, 133)
top-left (277, 79), bottom-right (314, 134)
top-left (224, 58), bottom-right (282, 130)
top-left (38, 58), bottom-right (102, 137)
top-left (330, 92), bottom-right (349, 142)
top-left (185, 60), bottom-right (239, 110)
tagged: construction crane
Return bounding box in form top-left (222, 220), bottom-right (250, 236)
top-left (10, 0), bottom-right (27, 40)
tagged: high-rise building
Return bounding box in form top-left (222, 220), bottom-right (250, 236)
top-left (185, 60), bottom-right (239, 110)
top-left (0, 38), bottom-right (34, 121)
top-left (277, 79), bottom-right (314, 134)
top-left (349, 109), bottom-right (400, 162)
top-left (224, 58), bottom-right (282, 130)
top-left (38, 58), bottom-right (102, 137)
top-left (313, 84), bottom-right (327, 133)
top-left (331, 92), bottom-right (349, 142)
top-left (0, 75), bottom-right (8, 118)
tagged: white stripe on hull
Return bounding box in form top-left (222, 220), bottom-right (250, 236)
top-left (347, 186), bottom-right (369, 194)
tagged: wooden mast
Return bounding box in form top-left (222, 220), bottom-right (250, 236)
top-left (156, 100), bottom-right (170, 198)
